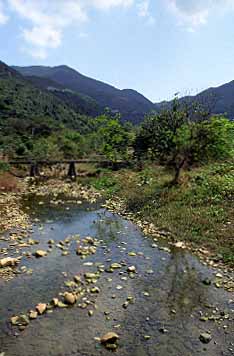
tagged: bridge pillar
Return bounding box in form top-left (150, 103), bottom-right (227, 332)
top-left (67, 161), bottom-right (77, 178)
top-left (30, 163), bottom-right (39, 177)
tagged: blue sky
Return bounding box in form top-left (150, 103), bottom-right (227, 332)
top-left (1, 0), bottom-right (234, 102)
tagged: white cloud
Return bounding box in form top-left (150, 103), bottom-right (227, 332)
top-left (5, 0), bottom-right (136, 58)
top-left (7, 0), bottom-right (88, 58)
top-left (90, 0), bottom-right (134, 10)
top-left (168, 0), bottom-right (234, 31)
top-left (137, 0), bottom-right (155, 26)
top-left (0, 0), bottom-right (8, 24)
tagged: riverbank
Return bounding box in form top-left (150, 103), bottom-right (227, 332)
top-left (0, 177), bottom-right (101, 281)
top-left (0, 166), bottom-right (233, 287)
top-left (82, 162), bottom-right (234, 272)
top-left (0, 186), bottom-right (233, 356)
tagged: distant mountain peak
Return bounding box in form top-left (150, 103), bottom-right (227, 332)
top-left (13, 64), bottom-right (154, 122)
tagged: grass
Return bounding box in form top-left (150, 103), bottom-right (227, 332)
top-left (83, 162), bottom-right (234, 266)
top-left (0, 172), bottom-right (20, 192)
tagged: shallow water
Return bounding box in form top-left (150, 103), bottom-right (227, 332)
top-left (0, 199), bottom-right (233, 356)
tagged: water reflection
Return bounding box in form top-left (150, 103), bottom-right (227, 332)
top-left (165, 250), bottom-right (207, 315)
top-left (0, 200), bottom-right (232, 356)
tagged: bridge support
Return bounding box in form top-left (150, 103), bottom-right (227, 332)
top-left (67, 161), bottom-right (77, 178)
top-left (30, 163), bottom-right (40, 177)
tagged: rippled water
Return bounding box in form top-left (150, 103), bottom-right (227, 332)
top-left (0, 199), bottom-right (233, 356)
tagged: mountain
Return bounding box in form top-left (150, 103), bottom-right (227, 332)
top-left (25, 75), bottom-right (101, 117)
top-left (155, 80), bottom-right (234, 120)
top-left (13, 65), bottom-right (155, 122)
top-left (0, 60), bottom-right (21, 79)
top-left (0, 61), bottom-right (92, 142)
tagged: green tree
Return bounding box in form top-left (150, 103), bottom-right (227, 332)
top-left (88, 114), bottom-right (133, 161)
top-left (135, 100), bottom-right (234, 183)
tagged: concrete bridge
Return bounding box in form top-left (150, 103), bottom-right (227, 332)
top-left (8, 159), bottom-right (126, 178)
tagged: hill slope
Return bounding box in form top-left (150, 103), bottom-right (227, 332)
top-left (0, 61), bottom-right (92, 146)
top-left (155, 80), bottom-right (234, 120)
top-left (13, 65), bottom-right (155, 122)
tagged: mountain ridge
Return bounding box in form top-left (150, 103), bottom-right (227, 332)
top-left (13, 64), bottom-right (155, 122)
top-left (10, 62), bottom-right (234, 121)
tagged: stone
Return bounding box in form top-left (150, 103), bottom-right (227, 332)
top-left (88, 310), bottom-right (94, 316)
top-left (51, 298), bottom-right (59, 307)
top-left (11, 315), bottom-right (29, 326)
top-left (110, 263), bottom-right (122, 269)
top-left (101, 332), bottom-right (119, 344)
top-left (36, 303), bottom-right (47, 315)
top-left (199, 332), bottom-right (212, 344)
top-left (29, 310), bottom-right (38, 319)
top-left (202, 278), bottom-right (211, 286)
top-left (0, 257), bottom-right (19, 268)
top-left (34, 250), bottom-right (47, 258)
top-left (127, 266), bottom-right (136, 273)
top-left (64, 292), bottom-right (76, 305)
top-left (74, 275), bottom-right (82, 283)
top-left (90, 287), bottom-right (100, 294)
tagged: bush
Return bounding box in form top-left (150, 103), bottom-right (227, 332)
top-left (0, 160), bottom-right (10, 172)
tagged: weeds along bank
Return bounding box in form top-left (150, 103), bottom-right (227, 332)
top-left (0, 159), bottom-right (233, 272)
top-left (84, 161), bottom-right (234, 269)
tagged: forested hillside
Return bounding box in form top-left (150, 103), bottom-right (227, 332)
top-left (0, 61), bottom-right (93, 158)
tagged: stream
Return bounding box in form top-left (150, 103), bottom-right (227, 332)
top-left (0, 198), bottom-right (233, 356)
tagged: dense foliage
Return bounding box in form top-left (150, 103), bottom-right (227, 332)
top-left (135, 100), bottom-right (234, 182)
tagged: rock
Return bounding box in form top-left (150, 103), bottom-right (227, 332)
top-left (88, 310), bottom-right (94, 316)
top-left (57, 301), bottom-right (68, 308)
top-left (127, 266), bottom-right (136, 273)
top-left (105, 344), bottom-right (118, 350)
top-left (174, 241), bottom-right (186, 249)
top-left (34, 250), bottom-right (47, 258)
top-left (199, 332), bottom-right (212, 344)
top-left (51, 298), bottom-right (59, 307)
top-left (84, 236), bottom-right (95, 245)
top-left (10, 316), bottom-right (19, 325)
top-left (90, 287), bottom-right (100, 294)
top-left (0, 257), bottom-right (19, 268)
top-left (64, 292), bottom-right (76, 305)
top-left (202, 278), bottom-right (211, 286)
top-left (74, 275), bottom-right (82, 284)
top-left (143, 292), bottom-right (150, 297)
top-left (110, 263), bottom-right (122, 269)
top-left (101, 332), bottom-right (119, 344)
top-left (84, 272), bottom-right (99, 281)
top-left (11, 314), bottom-right (29, 326)
top-left (123, 301), bottom-right (129, 309)
top-left (128, 252), bottom-right (137, 257)
top-left (159, 327), bottom-right (168, 334)
top-left (62, 251), bottom-right (69, 256)
top-left (29, 310), bottom-right (38, 319)
top-left (36, 303), bottom-right (47, 315)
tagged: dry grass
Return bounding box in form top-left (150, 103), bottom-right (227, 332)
top-left (0, 172), bottom-right (21, 192)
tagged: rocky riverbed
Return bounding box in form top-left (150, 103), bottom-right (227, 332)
top-left (0, 180), bottom-right (233, 355)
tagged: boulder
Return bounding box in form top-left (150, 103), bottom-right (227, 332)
top-left (101, 332), bottom-right (119, 344)
top-left (199, 332), bottom-right (212, 344)
top-left (0, 257), bottom-right (19, 268)
top-left (64, 292), bottom-right (76, 305)
top-left (34, 250), bottom-right (47, 258)
top-left (36, 303), bottom-right (47, 315)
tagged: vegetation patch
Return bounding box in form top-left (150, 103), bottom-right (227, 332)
top-left (87, 162), bottom-right (234, 267)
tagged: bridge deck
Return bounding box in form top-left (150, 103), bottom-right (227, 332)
top-left (8, 159), bottom-right (120, 165)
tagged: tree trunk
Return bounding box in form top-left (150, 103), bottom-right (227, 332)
top-left (172, 157), bottom-right (186, 185)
